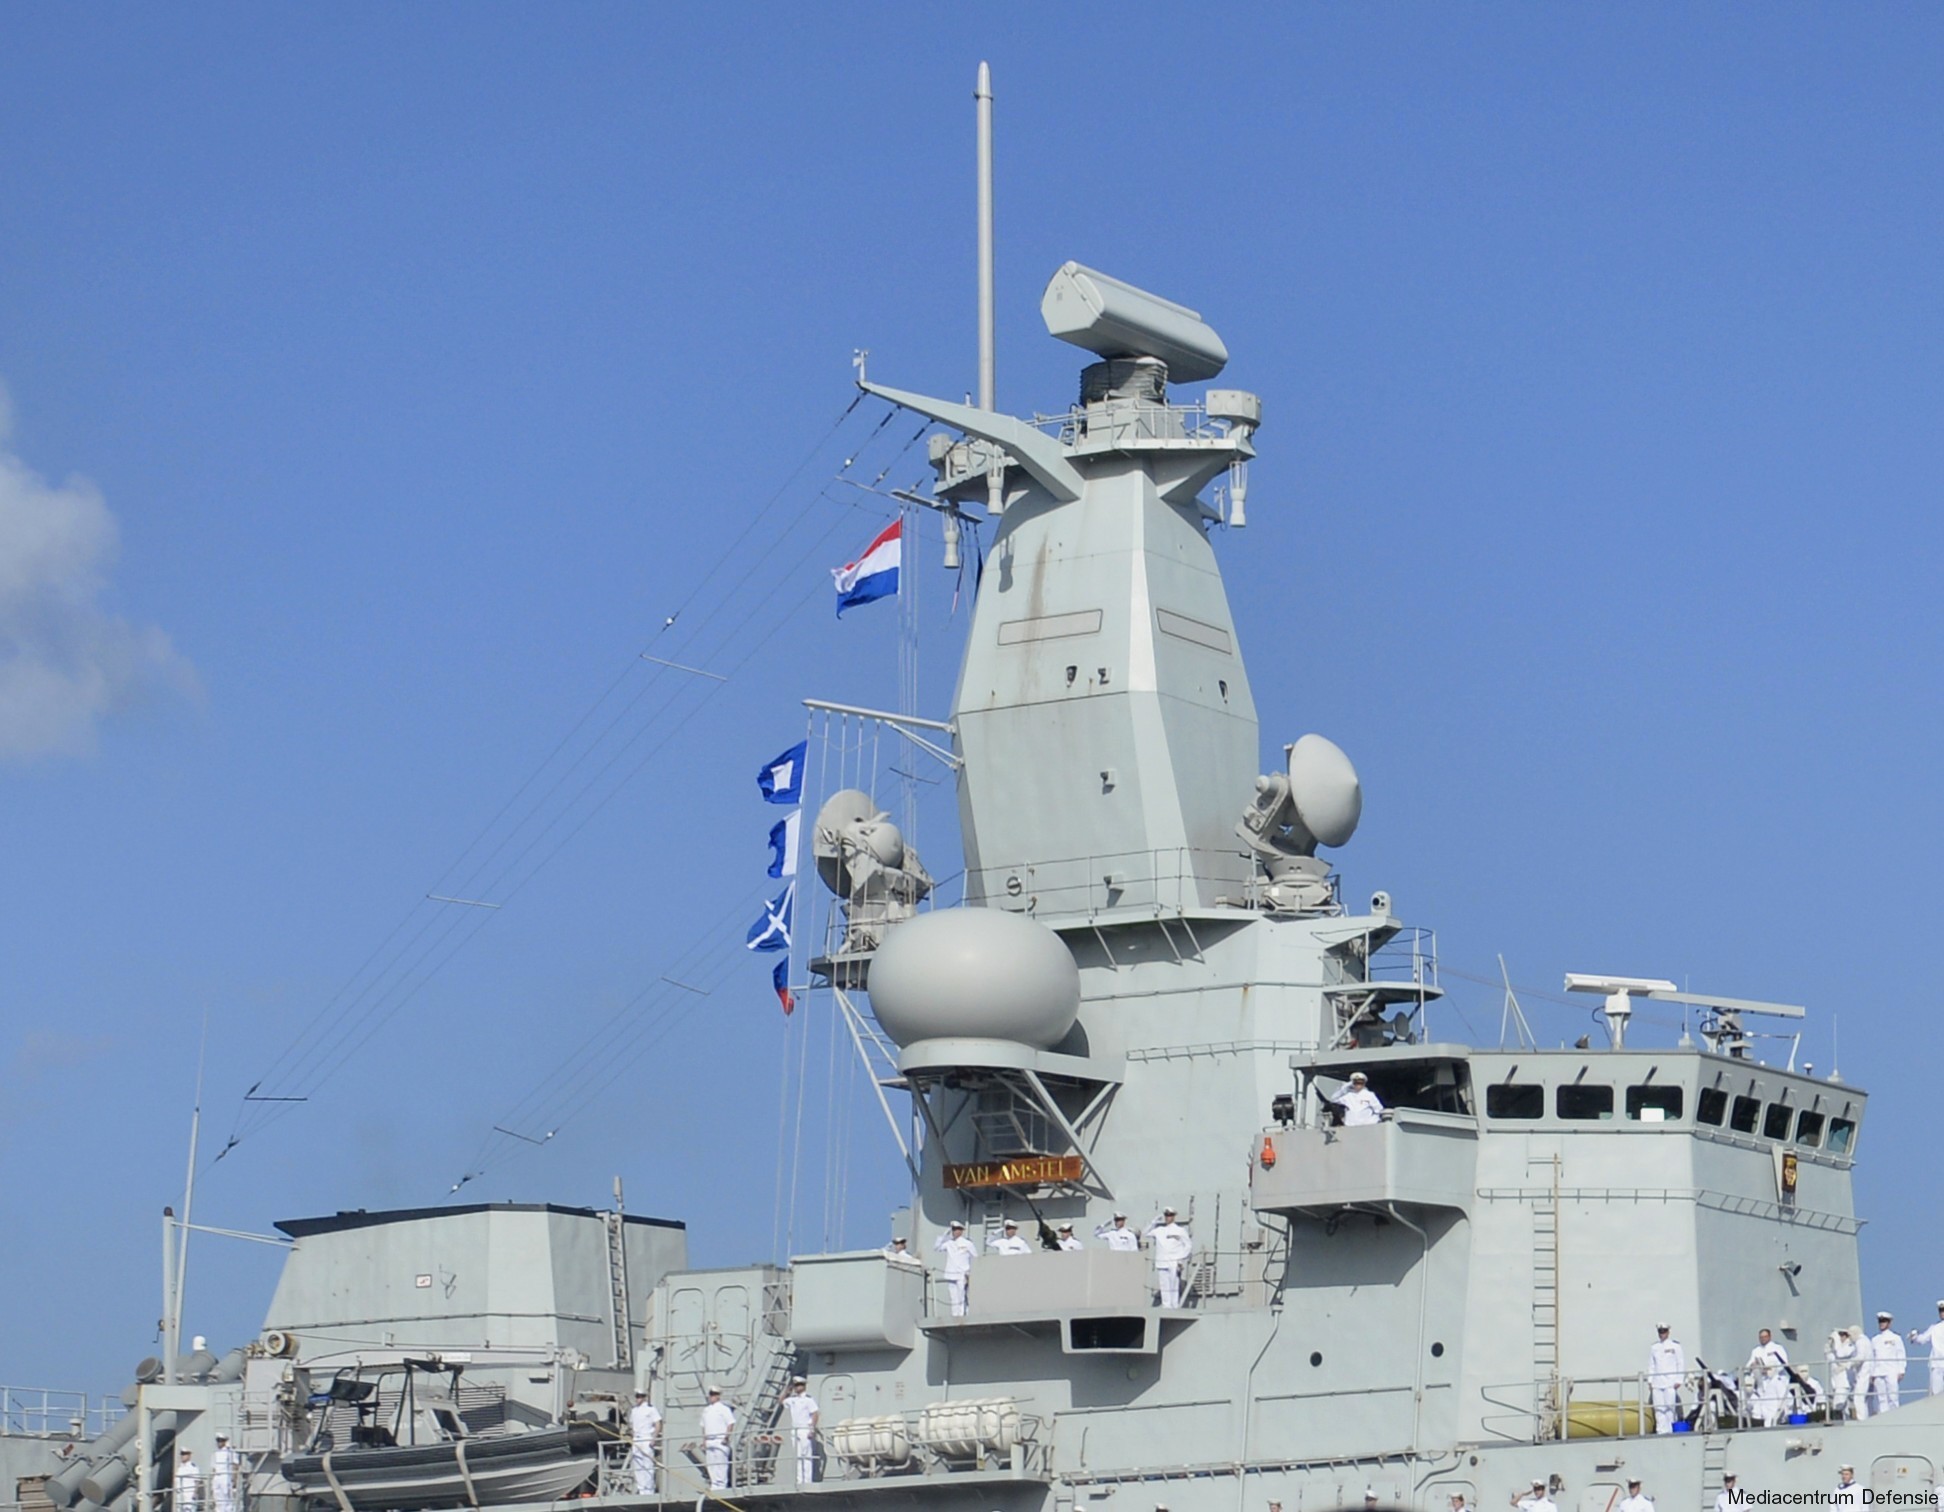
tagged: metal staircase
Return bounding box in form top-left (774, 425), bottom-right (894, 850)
top-left (731, 1276), bottom-right (797, 1488)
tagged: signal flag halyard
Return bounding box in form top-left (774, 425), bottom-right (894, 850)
top-left (758, 740), bottom-right (808, 805)
top-left (832, 518), bottom-right (901, 615)
top-left (767, 810), bottom-right (800, 879)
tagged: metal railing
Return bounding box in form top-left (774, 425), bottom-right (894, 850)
top-left (963, 846), bottom-right (1279, 922)
top-left (0, 1386), bottom-right (125, 1438)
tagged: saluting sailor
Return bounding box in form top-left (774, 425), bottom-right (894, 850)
top-left (1095, 1211), bottom-right (1141, 1252)
top-left (1647, 1323), bottom-right (1685, 1433)
top-left (989, 1218), bottom-right (1033, 1255)
top-left (1512, 1478), bottom-right (1556, 1512)
top-left (1908, 1301), bottom-right (1944, 1397)
top-left (933, 1219), bottom-right (978, 1315)
top-left (1828, 1326), bottom-right (1863, 1417)
top-left (1145, 1206), bottom-right (1193, 1309)
top-left (1333, 1071), bottom-right (1386, 1127)
top-left (882, 1235), bottom-right (920, 1265)
top-left (627, 1388), bottom-right (661, 1494)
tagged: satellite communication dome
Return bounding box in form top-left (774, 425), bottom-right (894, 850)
top-left (1286, 733), bottom-right (1362, 849)
top-left (868, 908), bottom-right (1081, 1050)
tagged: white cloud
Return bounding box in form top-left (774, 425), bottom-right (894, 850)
top-left (0, 383), bottom-right (198, 761)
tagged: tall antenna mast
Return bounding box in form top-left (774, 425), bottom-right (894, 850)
top-left (975, 61), bottom-right (995, 411)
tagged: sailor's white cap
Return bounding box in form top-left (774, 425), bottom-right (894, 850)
top-left (706, 1384), bottom-right (722, 1394)
top-left (1532, 1479), bottom-right (1547, 1488)
top-left (1627, 1479), bottom-right (1641, 1487)
top-left (792, 1375), bottom-right (807, 1384)
top-left (1722, 1474), bottom-right (1737, 1482)
top-left (1058, 1221), bottom-right (1074, 1231)
top-left (634, 1388), bottom-right (648, 1396)
top-left (1841, 1465), bottom-right (1854, 1473)
top-left (1878, 1310), bottom-right (1894, 1319)
top-left (1350, 1071), bottom-right (1368, 1082)
top-left (950, 1219), bottom-right (965, 1228)
top-left (1936, 1299), bottom-right (1944, 1309)
top-left (1163, 1205), bottom-right (1177, 1215)
top-left (215, 1433), bottom-right (229, 1442)
top-left (1364, 1489), bottom-right (1378, 1501)
top-left (890, 1235), bottom-right (907, 1243)
top-left (1004, 1218), bottom-right (1018, 1227)
top-left (1112, 1211), bottom-right (1126, 1219)
top-left (1656, 1321), bottom-right (1669, 1330)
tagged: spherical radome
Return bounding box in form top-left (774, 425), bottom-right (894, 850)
top-left (868, 908), bottom-right (1081, 1049)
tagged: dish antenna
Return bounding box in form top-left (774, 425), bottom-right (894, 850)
top-left (1236, 734), bottom-right (1363, 914)
top-left (813, 789), bottom-right (933, 958)
top-left (1565, 973), bottom-right (1804, 1055)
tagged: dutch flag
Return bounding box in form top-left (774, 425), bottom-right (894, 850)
top-left (832, 518), bottom-right (901, 615)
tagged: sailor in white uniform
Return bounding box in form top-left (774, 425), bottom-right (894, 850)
top-left (175, 1450), bottom-right (203, 1512)
top-left (1745, 1328), bottom-right (1789, 1427)
top-left (1056, 1222), bottom-right (1083, 1252)
top-left (989, 1218), bottom-right (1033, 1255)
top-left (882, 1236), bottom-right (921, 1265)
top-left (1095, 1211), bottom-right (1141, 1252)
top-left (933, 1220), bottom-right (978, 1315)
top-left (1512, 1477), bottom-right (1556, 1512)
top-left (1714, 1473), bottom-right (1739, 1512)
top-left (1617, 1477), bottom-right (1653, 1512)
top-left (699, 1386), bottom-right (735, 1490)
top-left (1647, 1323), bottom-right (1686, 1433)
top-left (1145, 1207), bottom-right (1193, 1309)
top-left (1870, 1312), bottom-right (1907, 1416)
top-left (1833, 1465), bottom-right (1863, 1506)
top-left (627, 1388), bottom-right (661, 1494)
top-left (1828, 1327), bottom-right (1863, 1417)
top-left (1333, 1071), bottom-right (1386, 1127)
top-left (1908, 1301), bottom-right (1944, 1397)
top-left (210, 1433), bottom-right (241, 1512)
top-left (782, 1377), bottom-right (818, 1485)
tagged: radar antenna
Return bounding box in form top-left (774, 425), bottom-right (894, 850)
top-left (1565, 973), bottom-right (1805, 1056)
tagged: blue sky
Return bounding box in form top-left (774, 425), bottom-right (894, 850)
top-left (3, 6), bottom-right (1941, 1392)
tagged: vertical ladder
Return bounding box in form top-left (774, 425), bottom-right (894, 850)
top-left (1532, 1156), bottom-right (1562, 1437)
top-left (602, 1208), bottom-right (633, 1371)
top-left (1700, 1435), bottom-right (1729, 1512)
top-left (732, 1338), bottom-right (798, 1488)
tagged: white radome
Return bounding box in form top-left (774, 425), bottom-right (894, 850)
top-left (867, 908), bottom-right (1080, 1049)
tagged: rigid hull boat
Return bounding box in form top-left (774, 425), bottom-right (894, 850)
top-left (16, 62), bottom-right (1944, 1512)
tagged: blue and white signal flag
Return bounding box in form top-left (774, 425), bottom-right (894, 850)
top-left (746, 881), bottom-right (794, 953)
top-left (758, 740), bottom-right (808, 805)
top-left (832, 518), bottom-right (901, 615)
top-left (767, 810), bottom-right (800, 879)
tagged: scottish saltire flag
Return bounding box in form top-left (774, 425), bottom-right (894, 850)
top-left (767, 810), bottom-right (800, 879)
top-left (832, 518), bottom-right (901, 615)
top-left (746, 881), bottom-right (794, 952)
top-left (758, 740), bottom-right (808, 805)
top-left (772, 959), bottom-right (796, 1016)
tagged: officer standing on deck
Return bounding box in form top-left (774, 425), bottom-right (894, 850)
top-left (175, 1449), bottom-right (202, 1512)
top-left (1908, 1301), bottom-right (1944, 1397)
top-left (210, 1433), bottom-right (240, 1512)
top-left (1333, 1071), bottom-right (1386, 1126)
top-left (1056, 1222), bottom-right (1083, 1251)
top-left (1096, 1211), bottom-right (1140, 1251)
top-left (1512, 1478), bottom-right (1556, 1512)
top-left (933, 1220), bottom-right (977, 1315)
top-left (1870, 1312), bottom-right (1907, 1415)
top-left (1145, 1207), bottom-right (1193, 1309)
top-left (1618, 1477), bottom-right (1653, 1512)
top-left (989, 1218), bottom-right (1033, 1255)
top-left (783, 1377), bottom-right (818, 1486)
top-left (627, 1389), bottom-right (661, 1494)
top-left (1745, 1328), bottom-right (1789, 1426)
top-left (1647, 1323), bottom-right (1685, 1433)
top-left (700, 1386), bottom-right (735, 1490)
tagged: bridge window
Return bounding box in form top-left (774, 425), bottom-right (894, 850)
top-left (1763, 1103), bottom-right (1793, 1141)
top-left (1486, 1084), bottom-right (1544, 1119)
top-left (1795, 1110), bottom-right (1826, 1148)
top-left (1556, 1083), bottom-right (1615, 1120)
top-left (1627, 1085), bottom-right (1683, 1122)
top-left (1730, 1095), bottom-right (1761, 1133)
top-left (1827, 1116), bottom-right (1856, 1154)
top-left (1696, 1088), bottom-right (1727, 1125)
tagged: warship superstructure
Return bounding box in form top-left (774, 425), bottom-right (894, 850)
top-left (11, 63), bottom-right (1944, 1512)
